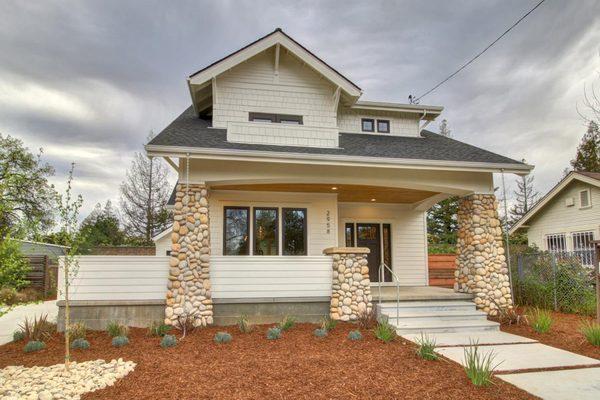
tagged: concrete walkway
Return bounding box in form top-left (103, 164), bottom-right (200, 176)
top-left (402, 330), bottom-right (600, 399)
top-left (0, 301), bottom-right (58, 345)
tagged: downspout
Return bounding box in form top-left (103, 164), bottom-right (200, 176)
top-left (501, 168), bottom-right (515, 302)
top-left (419, 110), bottom-right (431, 132)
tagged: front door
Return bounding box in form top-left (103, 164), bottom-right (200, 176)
top-left (356, 223), bottom-right (381, 282)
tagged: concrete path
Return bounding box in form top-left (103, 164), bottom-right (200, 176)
top-left (402, 331), bottom-right (536, 346)
top-left (498, 368), bottom-right (600, 400)
top-left (0, 301), bottom-right (58, 345)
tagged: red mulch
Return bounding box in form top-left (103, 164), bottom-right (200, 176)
top-left (0, 323), bottom-right (534, 400)
top-left (501, 310), bottom-right (600, 360)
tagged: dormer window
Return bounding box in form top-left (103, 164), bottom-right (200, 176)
top-left (361, 118), bottom-right (374, 132)
top-left (249, 112), bottom-right (303, 125)
top-left (362, 118), bottom-right (390, 133)
top-left (377, 120), bottom-right (390, 133)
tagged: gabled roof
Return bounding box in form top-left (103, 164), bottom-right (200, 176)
top-left (187, 28), bottom-right (362, 98)
top-left (146, 106), bottom-right (532, 174)
top-left (509, 171), bottom-right (600, 233)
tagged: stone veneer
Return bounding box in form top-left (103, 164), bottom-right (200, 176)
top-left (324, 247), bottom-right (373, 321)
top-left (165, 183), bottom-right (213, 327)
top-left (455, 194), bottom-right (513, 315)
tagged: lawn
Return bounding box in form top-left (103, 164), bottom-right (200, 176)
top-left (0, 322), bottom-right (534, 400)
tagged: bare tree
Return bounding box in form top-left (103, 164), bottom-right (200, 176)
top-left (509, 170), bottom-right (539, 226)
top-left (439, 119), bottom-right (451, 137)
top-left (577, 75), bottom-right (600, 126)
top-left (120, 137), bottom-right (172, 243)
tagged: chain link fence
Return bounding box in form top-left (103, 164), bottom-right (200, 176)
top-left (512, 250), bottom-right (597, 315)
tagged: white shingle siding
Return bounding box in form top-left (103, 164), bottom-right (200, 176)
top-left (227, 122), bottom-right (338, 148)
top-left (337, 107), bottom-right (421, 137)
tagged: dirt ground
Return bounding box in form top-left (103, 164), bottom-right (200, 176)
top-left (0, 323), bottom-right (535, 400)
top-left (501, 309), bottom-right (600, 360)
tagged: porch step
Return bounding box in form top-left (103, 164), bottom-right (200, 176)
top-left (377, 300), bottom-right (476, 313)
top-left (383, 310), bottom-right (489, 324)
top-left (393, 319), bottom-right (500, 334)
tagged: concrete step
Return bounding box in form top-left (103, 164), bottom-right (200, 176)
top-left (382, 310), bottom-right (488, 323)
top-left (394, 319), bottom-right (500, 334)
top-left (376, 300), bottom-right (476, 313)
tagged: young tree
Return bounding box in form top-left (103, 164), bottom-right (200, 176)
top-left (427, 196), bottom-right (459, 248)
top-left (439, 119), bottom-right (451, 137)
top-left (0, 133), bottom-right (56, 240)
top-left (79, 201), bottom-right (126, 253)
top-left (509, 173), bottom-right (539, 226)
top-left (570, 121), bottom-right (600, 172)
top-left (120, 141), bottom-right (172, 244)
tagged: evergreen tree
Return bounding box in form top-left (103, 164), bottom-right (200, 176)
top-left (570, 121), bottom-right (600, 172)
top-left (427, 196), bottom-right (459, 247)
top-left (509, 173), bottom-right (538, 226)
top-left (439, 119), bottom-right (451, 137)
top-left (79, 201), bottom-right (125, 252)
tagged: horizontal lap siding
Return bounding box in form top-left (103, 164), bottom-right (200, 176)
top-left (57, 256), bottom-right (170, 301)
top-left (211, 256), bottom-right (332, 299)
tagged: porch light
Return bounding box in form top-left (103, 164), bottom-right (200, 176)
top-left (371, 198), bottom-right (376, 202)
top-left (331, 187), bottom-right (338, 190)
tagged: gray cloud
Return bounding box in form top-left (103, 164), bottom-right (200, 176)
top-left (1, 0), bottom-right (599, 218)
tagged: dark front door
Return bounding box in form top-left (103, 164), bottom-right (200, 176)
top-left (356, 223), bottom-right (381, 282)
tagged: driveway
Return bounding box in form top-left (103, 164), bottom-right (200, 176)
top-left (0, 301), bottom-right (58, 345)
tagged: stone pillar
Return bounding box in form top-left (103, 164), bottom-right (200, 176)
top-left (455, 194), bottom-right (513, 315)
top-left (165, 183), bottom-right (213, 327)
top-left (323, 247), bottom-right (372, 321)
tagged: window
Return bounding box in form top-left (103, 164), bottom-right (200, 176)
top-left (345, 223), bottom-right (355, 247)
top-left (377, 120), bottom-right (390, 133)
top-left (361, 118), bottom-right (374, 132)
top-left (572, 231), bottom-right (595, 266)
top-left (249, 112), bottom-right (303, 125)
top-left (282, 208), bottom-right (307, 255)
top-left (579, 189), bottom-right (591, 208)
top-left (546, 233), bottom-right (566, 253)
top-left (253, 208), bottom-right (278, 255)
top-left (223, 207), bottom-right (250, 255)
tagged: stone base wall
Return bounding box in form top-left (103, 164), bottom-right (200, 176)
top-left (165, 183), bottom-right (213, 327)
top-left (455, 194), bottom-right (513, 315)
top-left (324, 247), bottom-right (372, 321)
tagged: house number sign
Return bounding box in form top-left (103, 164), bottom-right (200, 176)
top-left (326, 210), bottom-right (331, 234)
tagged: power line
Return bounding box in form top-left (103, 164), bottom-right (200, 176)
top-left (411, 0), bottom-right (547, 103)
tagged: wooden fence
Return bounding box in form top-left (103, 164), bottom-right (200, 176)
top-left (25, 255), bottom-right (58, 295)
top-left (428, 253), bottom-right (456, 288)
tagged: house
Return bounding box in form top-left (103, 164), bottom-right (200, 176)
top-left (58, 29), bottom-right (532, 330)
top-left (510, 171), bottom-right (600, 265)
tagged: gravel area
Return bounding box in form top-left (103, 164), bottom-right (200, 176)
top-left (0, 359), bottom-right (135, 400)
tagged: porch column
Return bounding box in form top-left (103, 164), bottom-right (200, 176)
top-left (323, 247), bottom-right (372, 321)
top-left (165, 183), bottom-right (213, 327)
top-left (455, 194), bottom-right (513, 315)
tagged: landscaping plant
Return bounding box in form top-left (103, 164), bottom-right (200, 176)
top-left (23, 340), bottom-right (46, 353)
top-left (148, 321), bottom-right (171, 337)
top-left (529, 308), bottom-right (552, 333)
top-left (19, 314), bottom-right (55, 342)
top-left (348, 330), bottom-right (363, 341)
top-left (356, 308), bottom-right (377, 329)
top-left (580, 320), bottom-right (600, 346)
top-left (70, 338), bottom-right (90, 350)
top-left (67, 322), bottom-right (87, 340)
top-left (463, 341), bottom-right (500, 386)
top-left (160, 334), bottom-right (177, 348)
top-left (313, 328), bottom-right (328, 338)
top-left (415, 334), bottom-right (438, 361)
top-left (278, 315), bottom-right (296, 331)
top-left (0, 237), bottom-right (31, 290)
top-left (266, 327), bottom-right (282, 340)
top-left (12, 330), bottom-right (25, 342)
top-left (237, 314), bottom-right (253, 333)
top-left (320, 316), bottom-right (337, 332)
top-left (112, 336), bottom-right (130, 348)
top-left (373, 321), bottom-right (396, 343)
top-left (214, 332), bottom-right (233, 344)
top-left (106, 321), bottom-right (129, 338)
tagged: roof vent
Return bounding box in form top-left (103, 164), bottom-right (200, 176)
top-left (565, 197), bottom-right (574, 207)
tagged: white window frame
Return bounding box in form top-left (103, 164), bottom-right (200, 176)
top-left (579, 189), bottom-right (592, 209)
top-left (545, 233), bottom-right (567, 253)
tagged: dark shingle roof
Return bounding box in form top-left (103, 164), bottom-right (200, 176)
top-left (148, 106), bottom-right (525, 166)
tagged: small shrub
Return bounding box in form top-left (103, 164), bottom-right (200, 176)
top-left (24, 340), bottom-right (45, 353)
top-left (357, 308), bottom-right (377, 330)
top-left (320, 316), bottom-right (337, 332)
top-left (67, 322), bottom-right (86, 340)
top-left (266, 327), bottom-right (282, 340)
top-left (237, 314), bottom-right (253, 333)
top-left (0, 287), bottom-right (19, 305)
top-left (278, 315), bottom-right (296, 331)
top-left (463, 341), bottom-right (500, 386)
top-left (112, 336), bottom-right (129, 348)
top-left (374, 321), bottom-right (396, 343)
top-left (106, 321), bottom-right (129, 338)
top-left (18, 287), bottom-right (43, 303)
top-left (148, 321), bottom-right (171, 337)
top-left (415, 334), bottom-right (438, 361)
top-left (0, 238), bottom-right (31, 290)
top-left (348, 330), bottom-right (363, 341)
top-left (70, 338), bottom-right (90, 350)
top-left (19, 314), bottom-right (55, 342)
top-left (580, 320), bottom-right (600, 346)
top-left (214, 332), bottom-right (233, 344)
top-left (12, 330), bottom-right (25, 342)
top-left (529, 308), bottom-right (552, 333)
top-left (313, 328), bottom-right (328, 338)
top-left (160, 334), bottom-right (177, 348)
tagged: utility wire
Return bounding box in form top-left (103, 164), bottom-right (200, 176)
top-left (412, 0), bottom-right (547, 103)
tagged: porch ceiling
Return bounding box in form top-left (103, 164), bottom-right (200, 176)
top-left (210, 183), bottom-right (439, 204)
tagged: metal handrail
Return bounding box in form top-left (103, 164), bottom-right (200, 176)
top-left (378, 263), bottom-right (401, 322)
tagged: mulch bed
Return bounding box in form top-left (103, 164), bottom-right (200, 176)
top-left (0, 323), bottom-right (534, 400)
top-left (501, 310), bottom-right (600, 360)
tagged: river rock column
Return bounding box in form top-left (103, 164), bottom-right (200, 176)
top-left (323, 247), bottom-right (372, 321)
top-left (165, 183), bottom-right (213, 327)
top-left (454, 194), bottom-right (513, 316)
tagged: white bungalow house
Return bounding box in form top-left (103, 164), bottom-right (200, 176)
top-left (510, 171), bottom-right (600, 266)
top-left (59, 29), bottom-right (532, 331)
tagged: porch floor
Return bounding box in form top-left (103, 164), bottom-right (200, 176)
top-left (372, 286), bottom-right (473, 302)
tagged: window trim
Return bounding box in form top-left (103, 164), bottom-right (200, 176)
top-left (545, 233), bottom-right (567, 253)
top-left (377, 119), bottom-right (390, 133)
top-left (253, 207), bottom-right (279, 256)
top-left (579, 189), bottom-right (592, 209)
top-left (223, 206), bottom-right (250, 256)
top-left (249, 112), bottom-right (303, 125)
top-left (281, 208), bottom-right (308, 256)
top-left (361, 118), bottom-right (375, 132)
top-left (345, 223), bottom-right (355, 247)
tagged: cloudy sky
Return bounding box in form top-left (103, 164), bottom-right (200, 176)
top-left (1, 0), bottom-right (599, 218)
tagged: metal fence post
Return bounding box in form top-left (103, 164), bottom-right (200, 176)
top-left (593, 240), bottom-right (600, 323)
top-left (551, 254), bottom-right (558, 311)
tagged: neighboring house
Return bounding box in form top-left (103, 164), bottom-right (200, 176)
top-left (16, 240), bottom-right (69, 261)
top-left (59, 29), bottom-right (532, 328)
top-left (153, 227), bottom-right (172, 256)
top-left (510, 171), bottom-right (600, 265)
